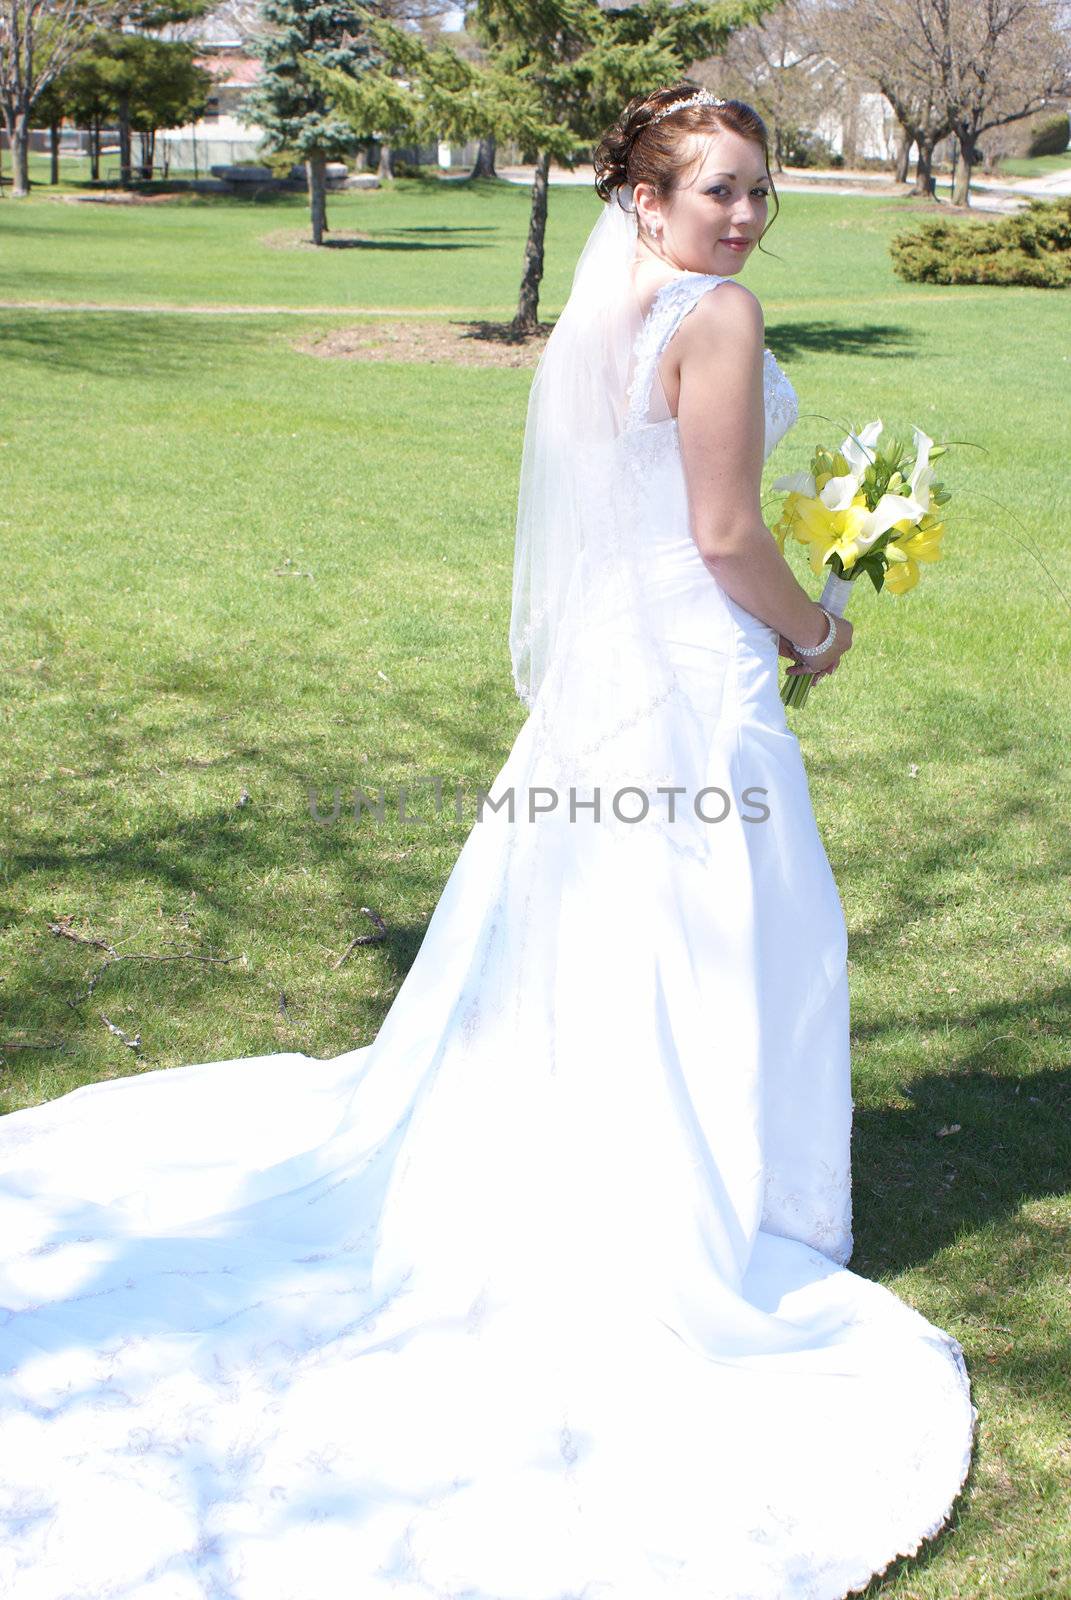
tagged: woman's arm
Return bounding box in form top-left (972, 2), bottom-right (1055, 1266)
top-left (672, 282), bottom-right (849, 663)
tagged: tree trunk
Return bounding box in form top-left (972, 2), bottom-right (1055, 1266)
top-left (841, 93), bottom-right (859, 169)
top-left (50, 122), bottom-right (60, 184)
top-left (90, 119), bottom-right (100, 181)
top-left (951, 131), bottom-right (975, 206)
top-left (894, 128), bottom-right (912, 184)
top-left (377, 141), bottom-right (394, 180)
top-left (138, 128), bottom-right (153, 180)
top-left (470, 134), bottom-right (497, 179)
top-left (7, 106), bottom-right (30, 196)
top-left (911, 136), bottom-right (938, 198)
top-left (307, 151), bottom-right (328, 244)
top-left (118, 94), bottom-right (132, 186)
top-left (512, 148), bottom-right (551, 337)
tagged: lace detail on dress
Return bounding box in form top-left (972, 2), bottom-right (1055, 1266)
top-left (626, 273), bottom-right (728, 432)
top-left (624, 271), bottom-right (800, 461)
top-left (763, 1156), bottom-right (854, 1267)
top-left (761, 346), bottom-right (800, 458)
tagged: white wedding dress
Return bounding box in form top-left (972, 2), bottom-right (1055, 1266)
top-left (0, 273), bottom-right (976, 1600)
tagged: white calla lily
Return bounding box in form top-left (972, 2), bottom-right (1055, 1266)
top-left (908, 426), bottom-right (936, 501)
top-left (854, 490), bottom-right (928, 550)
top-left (815, 421), bottom-right (884, 512)
top-left (819, 474), bottom-right (863, 512)
top-left (838, 419), bottom-right (883, 477)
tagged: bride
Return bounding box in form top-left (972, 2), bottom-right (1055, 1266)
top-left (0, 84), bottom-right (976, 1600)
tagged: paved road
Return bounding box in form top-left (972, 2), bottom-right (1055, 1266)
top-left (493, 161), bottom-right (1071, 214)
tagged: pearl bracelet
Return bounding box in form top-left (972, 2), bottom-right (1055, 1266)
top-left (791, 608), bottom-right (836, 658)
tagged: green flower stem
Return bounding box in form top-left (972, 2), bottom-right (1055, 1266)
top-left (782, 668), bottom-right (814, 709)
top-left (782, 569), bottom-right (853, 711)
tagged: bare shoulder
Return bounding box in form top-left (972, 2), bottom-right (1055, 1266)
top-left (679, 278), bottom-right (764, 346)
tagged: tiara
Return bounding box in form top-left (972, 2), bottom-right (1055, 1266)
top-left (649, 89), bottom-right (727, 126)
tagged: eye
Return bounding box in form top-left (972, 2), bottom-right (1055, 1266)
top-left (708, 185), bottom-right (770, 198)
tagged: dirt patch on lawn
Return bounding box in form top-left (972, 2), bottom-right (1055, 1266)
top-left (293, 318), bottom-right (552, 366)
top-left (52, 190), bottom-right (190, 205)
top-left (260, 226), bottom-right (377, 251)
top-left (877, 197), bottom-right (1014, 215)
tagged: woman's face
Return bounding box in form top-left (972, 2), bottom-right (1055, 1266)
top-left (633, 128), bottom-right (771, 277)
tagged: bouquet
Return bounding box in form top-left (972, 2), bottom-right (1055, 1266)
top-left (772, 420), bottom-right (951, 708)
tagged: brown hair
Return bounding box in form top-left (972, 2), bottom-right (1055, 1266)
top-left (592, 81), bottom-right (781, 259)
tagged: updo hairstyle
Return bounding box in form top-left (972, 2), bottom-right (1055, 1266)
top-left (592, 81), bottom-right (781, 257)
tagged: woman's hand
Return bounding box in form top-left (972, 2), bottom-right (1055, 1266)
top-left (777, 613), bottom-right (853, 685)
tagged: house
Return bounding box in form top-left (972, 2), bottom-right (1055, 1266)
top-left (155, 0), bottom-right (266, 171)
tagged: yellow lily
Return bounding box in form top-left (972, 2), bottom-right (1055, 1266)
top-left (815, 495), bottom-right (872, 573)
top-left (883, 548), bottom-right (920, 593)
top-left (895, 523), bottom-right (944, 563)
top-left (794, 496), bottom-right (837, 543)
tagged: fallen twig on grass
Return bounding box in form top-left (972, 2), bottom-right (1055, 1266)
top-left (0, 1039), bottom-right (69, 1053)
top-left (99, 1013), bottom-right (142, 1055)
top-left (332, 908), bottom-right (388, 969)
top-left (47, 915), bottom-right (239, 1007)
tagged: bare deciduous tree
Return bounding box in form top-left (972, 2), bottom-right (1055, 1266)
top-left (931, 0), bottom-right (1071, 203)
top-left (0, 0), bottom-right (119, 195)
top-left (819, 0), bottom-right (952, 195)
top-left (820, 0), bottom-right (1071, 204)
top-left (712, 0), bottom-right (845, 172)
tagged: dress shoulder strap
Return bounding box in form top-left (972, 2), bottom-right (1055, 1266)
top-left (624, 272), bottom-right (730, 430)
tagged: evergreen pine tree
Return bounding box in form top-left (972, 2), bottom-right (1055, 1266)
top-left (241, 0), bottom-right (381, 245)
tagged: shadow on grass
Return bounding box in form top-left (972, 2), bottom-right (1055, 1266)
top-left (0, 307), bottom-right (921, 381)
top-left (0, 310), bottom-right (273, 377)
top-left (850, 1044), bottom-right (1071, 1272)
top-left (304, 237), bottom-right (487, 250)
top-left (23, 172), bottom-right (519, 209)
top-left (0, 303), bottom-right (547, 381)
top-left (765, 316), bottom-right (918, 361)
top-left (0, 662), bottom-right (517, 1069)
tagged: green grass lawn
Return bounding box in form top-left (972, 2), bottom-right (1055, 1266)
top-left (5, 149), bottom-right (1069, 309)
top-left (994, 150), bottom-right (1071, 178)
top-left (1, 174), bottom-right (1069, 1597)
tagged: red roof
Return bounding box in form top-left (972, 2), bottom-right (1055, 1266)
top-left (193, 52), bottom-right (262, 87)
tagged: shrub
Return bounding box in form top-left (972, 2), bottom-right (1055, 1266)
top-left (389, 158), bottom-right (438, 178)
top-left (779, 126), bottom-right (844, 169)
top-left (1027, 113), bottom-right (1070, 158)
top-left (889, 196), bottom-right (1071, 287)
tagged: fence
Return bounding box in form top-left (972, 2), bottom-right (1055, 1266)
top-left (5, 125), bottom-right (531, 176)
top-left (156, 135), bottom-right (265, 172)
top-left (1, 128), bottom-right (105, 155)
